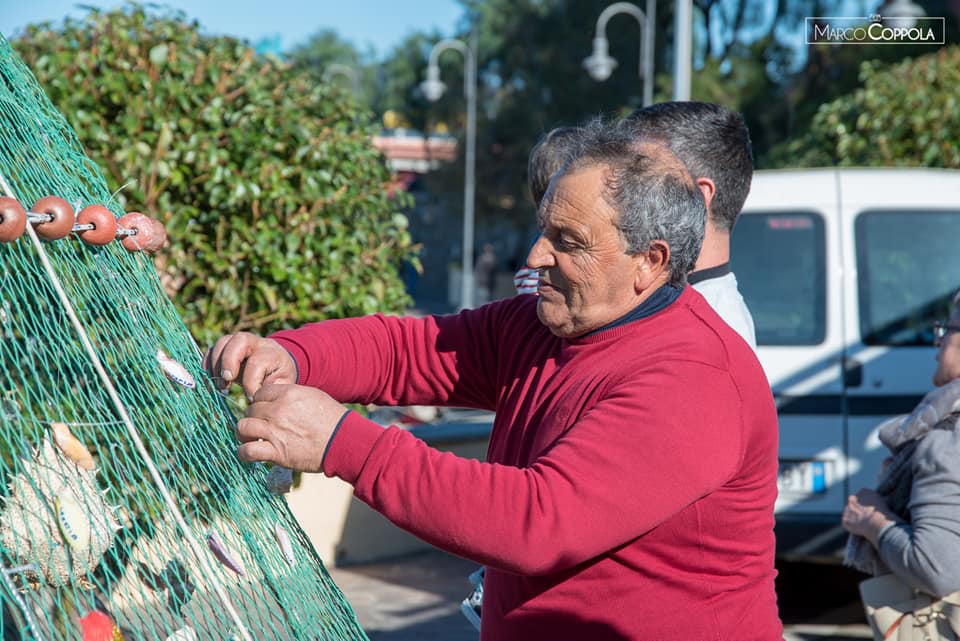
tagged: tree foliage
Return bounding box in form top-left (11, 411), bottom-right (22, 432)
top-left (285, 0), bottom-right (814, 251)
top-left (284, 0), bottom-right (954, 270)
top-left (288, 28), bottom-right (368, 71)
top-left (14, 5), bottom-right (417, 345)
top-left (287, 28), bottom-right (382, 107)
top-left (769, 46), bottom-right (960, 168)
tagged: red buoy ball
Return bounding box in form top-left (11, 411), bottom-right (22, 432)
top-left (119, 213), bottom-right (166, 253)
top-left (0, 197), bottom-right (27, 242)
top-left (76, 205), bottom-right (117, 246)
top-left (32, 196), bottom-right (75, 241)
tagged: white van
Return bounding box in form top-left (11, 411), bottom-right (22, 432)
top-left (731, 167), bottom-right (960, 559)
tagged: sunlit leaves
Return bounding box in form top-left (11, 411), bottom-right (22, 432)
top-left (15, 4), bottom-right (419, 346)
top-left (770, 46), bottom-right (960, 169)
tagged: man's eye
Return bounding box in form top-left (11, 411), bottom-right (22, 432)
top-left (554, 235), bottom-right (574, 250)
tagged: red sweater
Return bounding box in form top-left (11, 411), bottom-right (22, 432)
top-left (272, 288), bottom-right (782, 641)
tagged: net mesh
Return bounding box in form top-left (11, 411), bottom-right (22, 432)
top-left (0, 34), bottom-right (367, 641)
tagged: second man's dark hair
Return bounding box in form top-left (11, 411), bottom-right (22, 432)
top-left (626, 101), bottom-right (753, 233)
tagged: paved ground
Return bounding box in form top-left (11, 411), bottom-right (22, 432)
top-left (330, 550), bottom-right (478, 641)
top-left (330, 549), bottom-right (873, 641)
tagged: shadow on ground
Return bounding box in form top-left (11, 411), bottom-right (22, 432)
top-left (331, 550), bottom-right (873, 641)
top-left (777, 559), bottom-right (867, 624)
top-left (777, 559), bottom-right (872, 641)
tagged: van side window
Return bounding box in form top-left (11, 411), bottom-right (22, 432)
top-left (856, 210), bottom-right (960, 346)
top-left (731, 211), bottom-right (826, 346)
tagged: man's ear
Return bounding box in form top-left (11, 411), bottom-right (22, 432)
top-left (696, 177), bottom-right (715, 212)
top-left (634, 241), bottom-right (671, 291)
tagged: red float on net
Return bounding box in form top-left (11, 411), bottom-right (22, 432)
top-left (118, 212), bottom-right (166, 253)
top-left (75, 205), bottom-right (117, 246)
top-left (0, 196), bottom-right (167, 252)
top-left (0, 196), bottom-right (27, 242)
top-left (31, 196), bottom-right (74, 241)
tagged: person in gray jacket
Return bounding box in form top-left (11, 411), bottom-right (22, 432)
top-left (842, 292), bottom-right (960, 597)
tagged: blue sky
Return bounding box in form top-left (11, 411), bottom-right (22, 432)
top-left (3, 1), bottom-right (466, 56)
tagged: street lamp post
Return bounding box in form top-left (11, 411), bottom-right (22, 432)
top-left (420, 32), bottom-right (478, 309)
top-left (673, 0), bottom-right (692, 100)
top-left (583, 1), bottom-right (657, 107)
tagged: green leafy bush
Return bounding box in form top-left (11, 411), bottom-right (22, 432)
top-left (13, 5), bottom-right (417, 346)
top-left (770, 46), bottom-right (960, 168)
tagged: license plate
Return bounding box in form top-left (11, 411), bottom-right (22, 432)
top-left (777, 460), bottom-right (828, 494)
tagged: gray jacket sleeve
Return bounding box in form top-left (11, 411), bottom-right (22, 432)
top-left (876, 427), bottom-right (960, 597)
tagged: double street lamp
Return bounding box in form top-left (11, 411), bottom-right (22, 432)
top-left (585, 1), bottom-right (695, 101)
top-left (420, 33), bottom-right (478, 309)
top-left (583, 1), bottom-right (657, 106)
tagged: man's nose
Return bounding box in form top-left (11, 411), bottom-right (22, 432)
top-left (526, 234), bottom-right (551, 268)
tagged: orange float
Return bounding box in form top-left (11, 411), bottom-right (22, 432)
top-left (0, 196), bottom-right (27, 242)
top-left (75, 205), bottom-right (117, 246)
top-left (31, 196), bottom-right (75, 241)
top-left (118, 212), bottom-right (166, 253)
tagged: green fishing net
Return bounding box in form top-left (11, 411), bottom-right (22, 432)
top-left (0, 34), bottom-right (367, 641)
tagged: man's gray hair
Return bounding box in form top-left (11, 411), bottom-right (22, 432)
top-left (564, 118), bottom-right (706, 286)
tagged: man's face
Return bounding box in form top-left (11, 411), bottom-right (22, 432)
top-left (526, 165), bottom-right (643, 338)
top-left (933, 308), bottom-right (960, 386)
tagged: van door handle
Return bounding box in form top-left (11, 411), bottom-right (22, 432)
top-left (843, 357), bottom-right (863, 388)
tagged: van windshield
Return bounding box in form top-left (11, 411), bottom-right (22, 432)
top-left (856, 210), bottom-right (960, 346)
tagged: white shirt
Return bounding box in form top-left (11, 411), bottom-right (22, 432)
top-left (690, 267), bottom-right (757, 350)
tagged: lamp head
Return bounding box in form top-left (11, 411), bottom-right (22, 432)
top-left (420, 65), bottom-right (446, 102)
top-left (583, 37), bottom-right (618, 82)
top-left (877, 0), bottom-right (926, 28)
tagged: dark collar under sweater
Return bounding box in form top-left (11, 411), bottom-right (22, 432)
top-left (581, 283), bottom-right (684, 338)
top-left (687, 262), bottom-right (731, 285)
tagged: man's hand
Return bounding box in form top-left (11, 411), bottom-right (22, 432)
top-left (203, 332), bottom-right (297, 399)
top-left (841, 488), bottom-right (903, 546)
top-left (235, 384), bottom-right (349, 473)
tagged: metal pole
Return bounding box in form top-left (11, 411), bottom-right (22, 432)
top-left (673, 0), bottom-right (692, 100)
top-left (422, 37), bottom-right (478, 309)
top-left (644, 0), bottom-right (656, 106)
top-left (461, 31), bottom-right (478, 309)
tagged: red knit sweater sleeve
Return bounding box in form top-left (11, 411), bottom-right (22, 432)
top-left (269, 301), bottom-right (517, 410)
top-left (323, 359), bottom-right (745, 575)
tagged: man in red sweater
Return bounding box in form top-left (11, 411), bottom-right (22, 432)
top-left (205, 118), bottom-right (783, 640)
